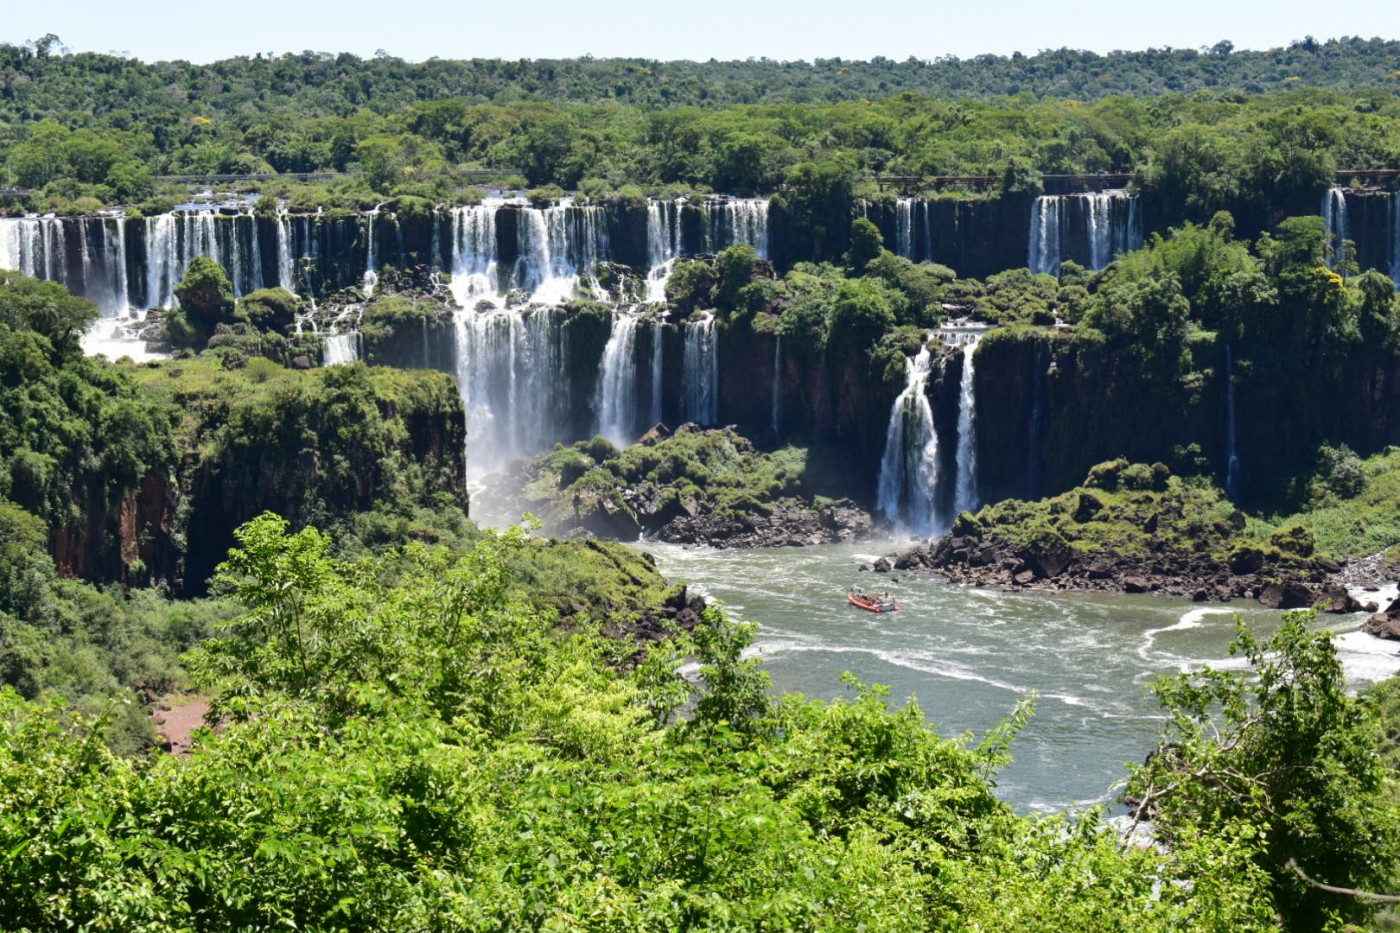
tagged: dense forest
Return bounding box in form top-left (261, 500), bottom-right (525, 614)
top-left (0, 35), bottom-right (1399, 218)
top-left (7, 35), bottom-right (1400, 931)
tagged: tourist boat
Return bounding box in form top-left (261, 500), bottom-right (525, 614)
top-left (848, 589), bottom-right (899, 613)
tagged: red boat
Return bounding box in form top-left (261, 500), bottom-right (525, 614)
top-left (848, 588), bottom-right (899, 613)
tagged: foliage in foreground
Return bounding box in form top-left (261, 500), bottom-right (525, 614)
top-left (1129, 613), bottom-right (1400, 931)
top-left (0, 512), bottom-right (1335, 931)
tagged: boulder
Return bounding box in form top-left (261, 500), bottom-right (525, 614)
top-left (1123, 575), bottom-right (1150, 594)
top-left (1257, 581), bottom-right (1314, 610)
top-left (1364, 614), bottom-right (1400, 641)
top-left (1312, 583), bottom-right (1364, 615)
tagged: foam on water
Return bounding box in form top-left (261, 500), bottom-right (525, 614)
top-left (638, 539), bottom-right (1382, 813)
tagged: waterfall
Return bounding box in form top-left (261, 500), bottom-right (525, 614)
top-left (323, 333), bottom-right (360, 366)
top-left (895, 198), bottom-right (915, 259)
top-left (650, 319), bottom-right (664, 426)
top-left (645, 199), bottom-right (683, 302)
top-left (448, 202), bottom-right (501, 306)
top-left (683, 314), bottom-right (718, 425)
top-left (952, 334), bottom-right (981, 516)
top-left (595, 312), bottom-right (641, 446)
top-left (1031, 193), bottom-right (1141, 275)
top-left (1124, 196), bottom-right (1143, 255)
top-left (246, 214), bottom-right (264, 294)
top-left (144, 213), bottom-right (178, 308)
top-left (511, 201), bottom-right (608, 304)
top-left (770, 334), bottom-right (783, 437)
top-left (276, 211), bottom-right (295, 291)
top-left (1085, 194), bottom-right (1113, 270)
top-left (1029, 196), bottom-right (1062, 276)
top-left (1322, 187), bottom-right (1350, 271)
top-left (1322, 187), bottom-right (1349, 270)
top-left (706, 198), bottom-right (770, 258)
top-left (875, 344), bottom-right (939, 533)
top-left (1225, 344), bottom-right (1242, 502)
top-left (363, 205), bottom-right (382, 296)
top-left (454, 307), bottom-right (567, 479)
top-left (108, 217), bottom-right (129, 314)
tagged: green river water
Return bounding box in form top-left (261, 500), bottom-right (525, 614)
top-left (639, 539), bottom-right (1400, 814)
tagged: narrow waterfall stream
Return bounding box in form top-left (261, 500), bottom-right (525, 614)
top-left (683, 314), bottom-right (719, 425)
top-left (952, 333), bottom-right (982, 516)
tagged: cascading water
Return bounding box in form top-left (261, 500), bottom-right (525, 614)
top-left (363, 204), bottom-right (383, 296)
top-left (595, 312), bottom-right (641, 446)
top-left (276, 210), bottom-right (295, 291)
top-left (1225, 344), bottom-right (1242, 501)
top-left (455, 307), bottom-right (567, 480)
top-left (876, 343), bottom-right (939, 533)
top-left (646, 199), bottom-right (683, 302)
top-left (705, 198), bottom-right (770, 258)
top-left (895, 198), bottom-right (915, 260)
top-left (323, 332), bottom-right (360, 366)
top-left (1323, 187), bottom-right (1350, 270)
top-left (952, 333), bottom-right (981, 516)
top-left (650, 320), bottom-right (664, 426)
top-left (1084, 194), bottom-right (1113, 270)
top-left (683, 314), bottom-right (719, 425)
top-left (1029, 196), bottom-right (1063, 276)
top-left (448, 202), bottom-right (502, 306)
top-left (1030, 193), bottom-right (1142, 275)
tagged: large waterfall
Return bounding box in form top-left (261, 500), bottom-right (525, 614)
top-left (683, 314), bottom-right (719, 425)
top-left (1028, 193), bottom-right (1142, 275)
top-left (455, 307), bottom-right (567, 479)
top-left (876, 344), bottom-right (939, 533)
top-left (595, 313), bottom-right (642, 446)
top-left (951, 334), bottom-right (981, 517)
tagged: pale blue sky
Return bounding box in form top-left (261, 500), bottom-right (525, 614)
top-left (15, 0), bottom-right (1400, 63)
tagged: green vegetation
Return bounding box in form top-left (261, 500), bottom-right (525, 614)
top-left (961, 458), bottom-right (1266, 563)
top-left (1129, 612), bottom-right (1400, 932)
top-left (3, 39), bottom-right (1400, 211)
top-left (515, 426), bottom-right (815, 533)
top-left (1, 512), bottom-right (1372, 930)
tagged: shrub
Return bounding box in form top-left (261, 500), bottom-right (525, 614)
top-left (1269, 522), bottom-right (1316, 558)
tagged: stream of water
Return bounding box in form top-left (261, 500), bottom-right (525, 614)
top-left (640, 540), bottom-right (1400, 813)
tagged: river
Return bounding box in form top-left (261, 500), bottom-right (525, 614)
top-left (640, 540), bottom-right (1400, 814)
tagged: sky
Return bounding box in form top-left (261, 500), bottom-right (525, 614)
top-left (12, 0), bottom-right (1400, 63)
